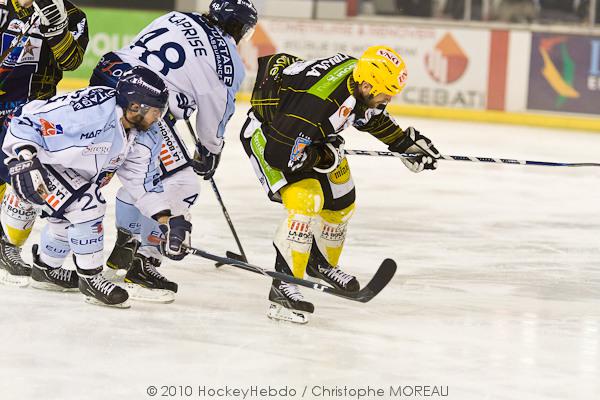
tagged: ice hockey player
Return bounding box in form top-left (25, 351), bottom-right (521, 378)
top-left (240, 46), bottom-right (440, 323)
top-left (0, 67), bottom-right (192, 307)
top-left (88, 0), bottom-right (257, 301)
top-left (0, 0), bottom-right (88, 285)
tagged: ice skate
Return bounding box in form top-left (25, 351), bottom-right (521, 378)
top-left (78, 267), bottom-right (130, 308)
top-left (123, 253), bottom-right (177, 303)
top-left (30, 245), bottom-right (78, 291)
top-left (0, 234), bottom-right (31, 287)
top-left (306, 245), bottom-right (360, 292)
top-left (267, 279), bottom-right (314, 324)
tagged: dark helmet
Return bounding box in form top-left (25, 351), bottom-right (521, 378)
top-left (208, 0), bottom-right (258, 43)
top-left (116, 66), bottom-right (169, 113)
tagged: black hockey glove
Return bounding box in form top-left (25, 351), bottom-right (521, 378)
top-left (33, 0), bottom-right (68, 38)
top-left (313, 135), bottom-right (345, 174)
top-left (389, 127), bottom-right (440, 173)
top-left (159, 215), bottom-right (192, 261)
top-left (191, 143), bottom-right (221, 180)
top-left (7, 148), bottom-right (50, 206)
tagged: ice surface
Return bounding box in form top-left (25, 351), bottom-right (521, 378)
top-left (1, 104), bottom-right (599, 400)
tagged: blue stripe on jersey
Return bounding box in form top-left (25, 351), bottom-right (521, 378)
top-left (184, 13), bottom-right (235, 87)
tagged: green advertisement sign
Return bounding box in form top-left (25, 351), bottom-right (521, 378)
top-left (62, 7), bottom-right (164, 82)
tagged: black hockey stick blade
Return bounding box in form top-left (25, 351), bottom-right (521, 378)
top-left (348, 258), bottom-right (397, 303)
top-left (215, 251), bottom-right (247, 268)
top-left (186, 245), bottom-right (397, 303)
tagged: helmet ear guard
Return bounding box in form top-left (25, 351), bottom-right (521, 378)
top-left (353, 46), bottom-right (408, 96)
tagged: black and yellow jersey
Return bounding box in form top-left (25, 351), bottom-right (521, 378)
top-left (0, 0), bottom-right (88, 119)
top-left (250, 52), bottom-right (407, 175)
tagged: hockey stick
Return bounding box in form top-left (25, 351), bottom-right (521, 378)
top-left (345, 149), bottom-right (600, 168)
top-left (0, 14), bottom-right (39, 69)
top-left (183, 119), bottom-right (247, 265)
top-left (185, 245), bottom-right (397, 303)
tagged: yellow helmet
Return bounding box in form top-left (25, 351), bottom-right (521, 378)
top-left (353, 46), bottom-right (408, 96)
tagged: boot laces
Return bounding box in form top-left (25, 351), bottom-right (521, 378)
top-left (320, 265), bottom-right (354, 287)
top-left (89, 274), bottom-right (116, 295)
top-left (142, 258), bottom-right (165, 281)
top-left (49, 267), bottom-right (73, 282)
top-left (280, 282), bottom-right (304, 302)
top-left (4, 243), bottom-right (26, 266)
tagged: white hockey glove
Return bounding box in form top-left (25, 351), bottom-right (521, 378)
top-left (389, 127), bottom-right (440, 173)
top-left (33, 0), bottom-right (68, 38)
top-left (7, 148), bottom-right (50, 206)
top-left (191, 142), bottom-right (221, 180)
top-left (159, 215), bottom-right (192, 261)
top-left (313, 135), bottom-right (345, 174)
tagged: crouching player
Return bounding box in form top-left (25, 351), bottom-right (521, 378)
top-left (0, 67), bottom-right (192, 307)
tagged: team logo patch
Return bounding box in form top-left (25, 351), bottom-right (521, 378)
top-left (91, 221), bottom-right (103, 234)
top-left (289, 135), bottom-right (311, 168)
top-left (96, 170), bottom-right (115, 188)
top-left (377, 49), bottom-right (401, 67)
top-left (39, 118), bottom-right (63, 136)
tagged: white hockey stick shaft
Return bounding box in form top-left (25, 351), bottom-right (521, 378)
top-left (344, 149), bottom-right (600, 168)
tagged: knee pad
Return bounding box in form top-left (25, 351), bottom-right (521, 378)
top-left (39, 220), bottom-right (70, 268)
top-left (68, 217), bottom-right (105, 270)
top-left (1, 186), bottom-right (39, 246)
top-left (115, 196), bottom-right (142, 235)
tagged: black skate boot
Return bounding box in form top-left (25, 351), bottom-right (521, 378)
top-left (123, 253), bottom-right (177, 303)
top-left (77, 266), bottom-right (130, 308)
top-left (0, 228), bottom-right (31, 287)
top-left (106, 228), bottom-right (140, 271)
top-left (267, 248), bottom-right (314, 324)
top-left (30, 244), bottom-right (78, 291)
top-left (306, 242), bottom-right (360, 292)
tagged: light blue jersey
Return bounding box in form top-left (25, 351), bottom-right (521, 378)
top-left (3, 86), bottom-right (165, 218)
top-left (114, 11), bottom-right (246, 154)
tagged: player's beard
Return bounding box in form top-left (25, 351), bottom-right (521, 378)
top-left (125, 113), bottom-right (151, 132)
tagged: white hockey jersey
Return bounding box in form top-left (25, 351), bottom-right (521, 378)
top-left (114, 11), bottom-right (246, 155)
top-left (2, 87), bottom-right (165, 218)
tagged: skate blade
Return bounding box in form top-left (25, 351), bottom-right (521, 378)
top-left (84, 296), bottom-right (131, 309)
top-left (30, 280), bottom-right (78, 292)
top-left (0, 269), bottom-right (30, 287)
top-left (123, 283), bottom-right (175, 304)
top-left (267, 303), bottom-right (309, 324)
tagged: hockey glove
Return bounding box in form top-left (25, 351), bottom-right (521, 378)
top-left (191, 143), bottom-right (221, 180)
top-left (313, 135), bottom-right (345, 174)
top-left (159, 215), bottom-right (192, 261)
top-left (7, 148), bottom-right (50, 206)
top-left (33, 0), bottom-right (68, 38)
top-left (389, 127), bottom-right (440, 173)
